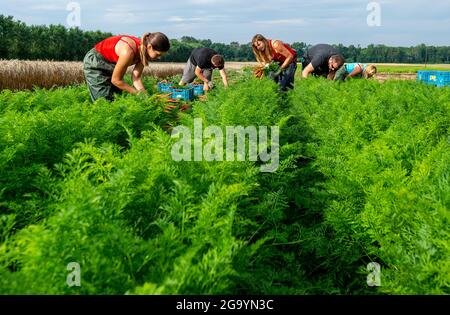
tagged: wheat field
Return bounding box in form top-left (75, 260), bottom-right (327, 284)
top-left (0, 60), bottom-right (185, 91)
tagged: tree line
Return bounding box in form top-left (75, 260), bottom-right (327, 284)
top-left (1, 15), bottom-right (449, 64)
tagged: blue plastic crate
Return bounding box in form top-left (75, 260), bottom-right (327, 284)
top-left (188, 83), bottom-right (205, 96)
top-left (169, 88), bottom-right (195, 101)
top-left (417, 70), bottom-right (450, 87)
top-left (157, 82), bottom-right (174, 93)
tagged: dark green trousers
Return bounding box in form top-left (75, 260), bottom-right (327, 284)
top-left (334, 65), bottom-right (348, 81)
top-left (83, 48), bottom-right (122, 102)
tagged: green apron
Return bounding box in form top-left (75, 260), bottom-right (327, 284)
top-left (83, 48), bottom-right (122, 102)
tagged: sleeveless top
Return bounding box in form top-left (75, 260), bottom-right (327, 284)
top-left (95, 35), bottom-right (141, 63)
top-left (268, 40), bottom-right (297, 64)
top-left (345, 63), bottom-right (367, 74)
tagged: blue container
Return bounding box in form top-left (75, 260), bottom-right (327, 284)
top-left (169, 88), bottom-right (195, 101)
top-left (188, 83), bottom-right (205, 96)
top-left (157, 82), bottom-right (174, 93)
top-left (417, 70), bottom-right (450, 87)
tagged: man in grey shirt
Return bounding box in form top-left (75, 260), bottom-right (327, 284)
top-left (301, 44), bottom-right (345, 79)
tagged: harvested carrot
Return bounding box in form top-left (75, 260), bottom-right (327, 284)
top-left (156, 93), bottom-right (172, 99)
top-left (179, 104), bottom-right (191, 112)
top-left (253, 65), bottom-right (265, 79)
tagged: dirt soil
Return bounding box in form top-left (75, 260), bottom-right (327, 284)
top-left (375, 73), bottom-right (417, 83)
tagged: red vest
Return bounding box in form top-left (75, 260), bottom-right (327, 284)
top-left (269, 40), bottom-right (297, 64)
top-left (95, 35), bottom-right (140, 63)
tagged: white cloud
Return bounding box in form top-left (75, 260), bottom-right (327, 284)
top-left (168, 16), bottom-right (206, 23)
top-left (1, 0), bottom-right (449, 46)
top-left (30, 4), bottom-right (63, 11)
top-left (168, 15), bottom-right (229, 24)
top-left (252, 19), bottom-right (307, 25)
top-left (168, 16), bottom-right (185, 23)
top-left (102, 4), bottom-right (157, 24)
top-left (187, 0), bottom-right (227, 4)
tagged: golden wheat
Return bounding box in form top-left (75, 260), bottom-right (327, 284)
top-left (0, 60), bottom-right (187, 91)
top-left (142, 62), bottom-right (184, 78)
top-left (0, 60), bottom-right (85, 91)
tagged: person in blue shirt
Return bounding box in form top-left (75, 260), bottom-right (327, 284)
top-left (334, 63), bottom-right (377, 81)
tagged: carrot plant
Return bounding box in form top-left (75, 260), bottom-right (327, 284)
top-left (289, 78), bottom-right (450, 294)
top-left (0, 73), bottom-right (448, 295)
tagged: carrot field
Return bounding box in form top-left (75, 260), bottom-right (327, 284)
top-left (4, 60), bottom-right (449, 91)
top-left (0, 69), bottom-right (449, 295)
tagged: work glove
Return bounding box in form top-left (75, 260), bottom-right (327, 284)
top-left (274, 69), bottom-right (284, 79)
top-left (207, 81), bottom-right (214, 89)
top-left (268, 69), bottom-right (283, 81)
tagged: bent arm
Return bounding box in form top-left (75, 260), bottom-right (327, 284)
top-left (132, 62), bottom-right (146, 92)
top-left (347, 64), bottom-right (362, 78)
top-left (272, 40), bottom-right (294, 70)
top-left (302, 63), bottom-right (315, 78)
top-left (111, 50), bottom-right (139, 95)
top-left (195, 66), bottom-right (210, 83)
top-left (219, 69), bottom-right (228, 88)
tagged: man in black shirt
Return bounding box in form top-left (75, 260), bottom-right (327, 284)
top-left (179, 47), bottom-right (229, 91)
top-left (301, 44), bottom-right (345, 79)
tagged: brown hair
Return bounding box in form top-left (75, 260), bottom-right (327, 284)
top-left (252, 34), bottom-right (273, 64)
top-left (364, 65), bottom-right (377, 79)
top-left (140, 32), bottom-right (170, 65)
top-left (212, 55), bottom-right (225, 68)
top-left (330, 54), bottom-right (346, 68)
top-left (327, 71), bottom-right (337, 80)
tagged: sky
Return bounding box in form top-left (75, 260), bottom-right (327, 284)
top-left (1, 0), bottom-right (449, 46)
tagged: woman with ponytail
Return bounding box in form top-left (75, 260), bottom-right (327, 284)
top-left (83, 32), bottom-right (170, 102)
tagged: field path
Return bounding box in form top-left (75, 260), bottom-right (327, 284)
top-left (376, 73), bottom-right (417, 82)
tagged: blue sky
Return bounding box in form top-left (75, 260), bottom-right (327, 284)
top-left (2, 0), bottom-right (449, 46)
